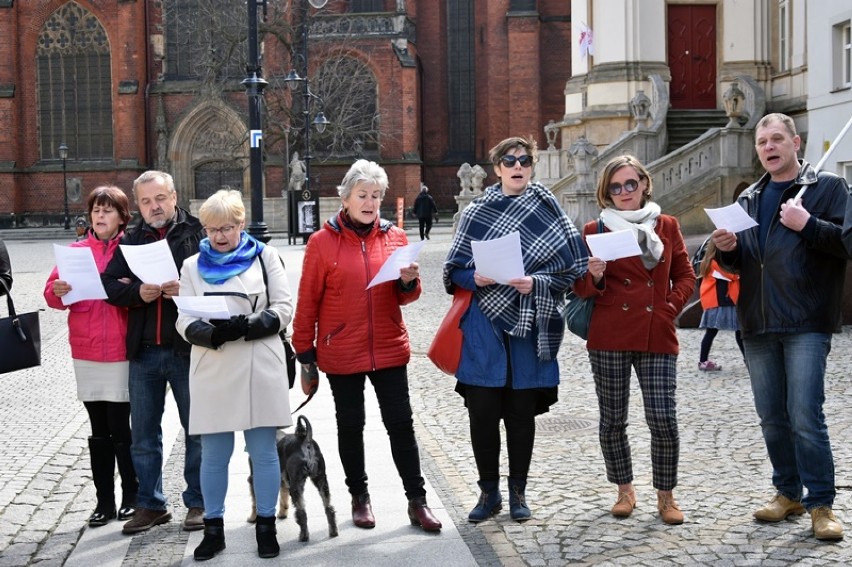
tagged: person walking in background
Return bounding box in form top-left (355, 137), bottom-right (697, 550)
top-left (444, 135), bottom-right (587, 523)
top-left (714, 112), bottom-right (850, 541)
top-left (0, 237), bottom-right (11, 294)
top-left (696, 238), bottom-right (744, 371)
top-left (44, 186), bottom-right (138, 527)
top-left (573, 154), bottom-right (695, 525)
top-left (413, 183), bottom-right (438, 240)
top-left (292, 159), bottom-right (442, 533)
top-left (102, 171), bottom-right (206, 535)
top-left (177, 190), bottom-right (293, 560)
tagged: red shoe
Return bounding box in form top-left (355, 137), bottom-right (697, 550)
top-left (351, 493), bottom-right (375, 529)
top-left (698, 360), bottom-right (722, 372)
top-left (408, 497), bottom-right (442, 532)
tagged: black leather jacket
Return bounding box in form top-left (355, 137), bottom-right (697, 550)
top-left (102, 208), bottom-right (204, 359)
top-left (718, 160), bottom-right (852, 337)
top-left (0, 238), bottom-right (11, 295)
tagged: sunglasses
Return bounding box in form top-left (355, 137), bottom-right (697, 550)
top-left (500, 155), bottom-right (534, 168)
top-left (607, 178), bottom-right (641, 196)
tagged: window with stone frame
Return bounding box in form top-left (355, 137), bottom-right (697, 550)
top-left (351, 0), bottom-right (385, 12)
top-left (311, 56), bottom-right (379, 160)
top-left (777, 0), bottom-right (790, 73)
top-left (194, 161), bottom-right (244, 201)
top-left (834, 20), bottom-right (852, 89)
top-left (163, 0), bottom-right (247, 81)
top-left (446, 0), bottom-right (475, 161)
top-left (36, 1), bottom-right (113, 161)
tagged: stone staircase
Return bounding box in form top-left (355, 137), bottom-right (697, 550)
top-left (666, 109), bottom-right (729, 153)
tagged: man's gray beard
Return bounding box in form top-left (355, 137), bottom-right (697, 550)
top-left (147, 212), bottom-right (175, 229)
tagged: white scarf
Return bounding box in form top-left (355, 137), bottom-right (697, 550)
top-left (600, 202), bottom-right (664, 269)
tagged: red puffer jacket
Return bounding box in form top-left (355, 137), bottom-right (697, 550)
top-left (43, 231), bottom-right (128, 362)
top-left (292, 212), bottom-right (421, 375)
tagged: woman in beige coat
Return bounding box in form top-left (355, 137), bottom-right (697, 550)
top-left (176, 189), bottom-right (293, 561)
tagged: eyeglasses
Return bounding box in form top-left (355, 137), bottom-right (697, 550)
top-left (607, 178), bottom-right (641, 196)
top-left (205, 225), bottom-right (237, 237)
top-left (499, 155), bottom-right (534, 168)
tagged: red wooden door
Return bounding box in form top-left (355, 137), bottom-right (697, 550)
top-left (668, 4), bottom-right (717, 109)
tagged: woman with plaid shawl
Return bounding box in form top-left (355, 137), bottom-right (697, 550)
top-left (443, 136), bottom-right (587, 522)
top-left (573, 155), bottom-right (695, 525)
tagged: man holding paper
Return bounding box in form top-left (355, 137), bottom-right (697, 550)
top-left (712, 113), bottom-right (851, 541)
top-left (102, 170), bottom-right (206, 535)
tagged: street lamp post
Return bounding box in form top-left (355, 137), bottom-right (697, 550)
top-left (285, 0), bottom-right (329, 235)
top-left (243, 0), bottom-right (271, 243)
top-left (58, 143), bottom-right (69, 230)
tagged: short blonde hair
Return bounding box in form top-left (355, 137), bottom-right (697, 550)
top-left (594, 154), bottom-right (653, 209)
top-left (337, 159), bottom-right (389, 199)
top-left (198, 188), bottom-right (245, 227)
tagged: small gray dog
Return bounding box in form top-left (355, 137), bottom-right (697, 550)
top-left (247, 415), bottom-right (338, 542)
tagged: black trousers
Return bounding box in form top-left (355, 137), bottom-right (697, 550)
top-left (463, 384), bottom-right (538, 482)
top-left (417, 217), bottom-right (433, 240)
top-left (84, 400), bottom-right (132, 443)
top-left (327, 366), bottom-right (426, 500)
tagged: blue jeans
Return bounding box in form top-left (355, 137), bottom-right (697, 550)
top-left (201, 427), bottom-right (279, 519)
top-left (745, 332), bottom-right (836, 509)
top-left (129, 346), bottom-right (203, 511)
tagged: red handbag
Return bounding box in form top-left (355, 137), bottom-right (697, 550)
top-left (427, 288), bottom-right (473, 374)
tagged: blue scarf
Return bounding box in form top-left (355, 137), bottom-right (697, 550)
top-left (198, 232), bottom-right (265, 285)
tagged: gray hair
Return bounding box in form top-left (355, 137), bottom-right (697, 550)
top-left (132, 170), bottom-right (176, 198)
top-left (337, 159), bottom-right (388, 199)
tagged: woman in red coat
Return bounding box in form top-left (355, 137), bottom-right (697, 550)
top-left (292, 159), bottom-right (442, 533)
top-left (573, 155), bottom-right (695, 525)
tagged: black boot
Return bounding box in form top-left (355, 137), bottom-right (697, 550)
top-left (255, 515), bottom-right (279, 559)
top-left (113, 440), bottom-right (138, 521)
top-left (193, 517), bottom-right (225, 561)
top-left (87, 437), bottom-right (116, 527)
top-left (468, 480), bottom-right (502, 522)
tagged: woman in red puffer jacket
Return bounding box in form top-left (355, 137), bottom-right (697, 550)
top-left (292, 159), bottom-right (442, 534)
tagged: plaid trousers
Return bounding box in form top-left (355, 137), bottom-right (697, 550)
top-left (588, 350), bottom-right (679, 491)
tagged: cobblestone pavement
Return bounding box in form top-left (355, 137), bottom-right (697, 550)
top-left (1, 228), bottom-right (851, 565)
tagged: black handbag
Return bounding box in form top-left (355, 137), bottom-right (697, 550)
top-left (0, 280), bottom-right (41, 374)
top-left (258, 254), bottom-right (297, 389)
top-left (564, 218), bottom-right (604, 340)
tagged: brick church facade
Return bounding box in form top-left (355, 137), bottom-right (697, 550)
top-left (0, 0), bottom-right (569, 230)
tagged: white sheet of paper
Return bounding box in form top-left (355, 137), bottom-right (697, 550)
top-left (704, 203), bottom-right (758, 233)
top-left (711, 269), bottom-right (732, 281)
top-left (173, 296), bottom-right (232, 320)
top-left (470, 232), bottom-right (525, 284)
top-left (53, 244), bottom-right (108, 306)
top-left (367, 240), bottom-right (426, 289)
top-left (120, 240), bottom-right (179, 285)
top-left (585, 229), bottom-right (642, 261)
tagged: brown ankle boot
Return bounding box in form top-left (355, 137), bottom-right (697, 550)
top-left (657, 491), bottom-right (684, 525)
top-left (351, 493), bottom-right (376, 529)
top-left (611, 490), bottom-right (637, 518)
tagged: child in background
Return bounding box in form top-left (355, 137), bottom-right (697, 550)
top-left (697, 239), bottom-right (744, 371)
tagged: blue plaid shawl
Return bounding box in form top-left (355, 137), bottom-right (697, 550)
top-left (443, 182), bottom-right (588, 360)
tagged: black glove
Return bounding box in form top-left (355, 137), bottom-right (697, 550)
top-left (210, 315), bottom-right (248, 347)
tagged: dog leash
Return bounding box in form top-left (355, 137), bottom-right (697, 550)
top-left (292, 363), bottom-right (319, 414)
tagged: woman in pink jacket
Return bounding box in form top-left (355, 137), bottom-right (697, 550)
top-left (44, 185), bottom-right (137, 527)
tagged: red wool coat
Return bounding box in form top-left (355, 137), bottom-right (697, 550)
top-left (573, 214), bottom-right (695, 354)
top-left (292, 214), bottom-right (421, 375)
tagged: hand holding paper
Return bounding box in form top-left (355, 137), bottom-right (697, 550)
top-left (367, 240), bottom-right (426, 289)
top-left (470, 232), bottom-right (525, 284)
top-left (704, 203), bottom-right (758, 233)
top-left (584, 230), bottom-right (642, 261)
top-left (52, 244), bottom-right (108, 305)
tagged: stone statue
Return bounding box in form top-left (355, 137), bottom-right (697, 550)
top-left (288, 152), bottom-right (306, 193)
top-left (471, 165), bottom-right (487, 194)
top-left (457, 163), bottom-right (474, 195)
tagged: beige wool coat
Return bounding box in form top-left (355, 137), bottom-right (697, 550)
top-left (176, 245), bottom-right (293, 434)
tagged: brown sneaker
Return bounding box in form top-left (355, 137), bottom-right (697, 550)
top-left (611, 490), bottom-right (637, 518)
top-left (182, 506), bottom-right (205, 531)
top-left (121, 507), bottom-right (172, 535)
top-left (657, 491), bottom-right (684, 525)
top-left (753, 493), bottom-right (806, 522)
top-left (811, 507), bottom-right (844, 541)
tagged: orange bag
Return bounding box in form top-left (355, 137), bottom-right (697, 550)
top-left (427, 288), bottom-right (473, 374)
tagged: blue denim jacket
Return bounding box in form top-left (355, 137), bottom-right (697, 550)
top-left (451, 269), bottom-right (559, 389)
